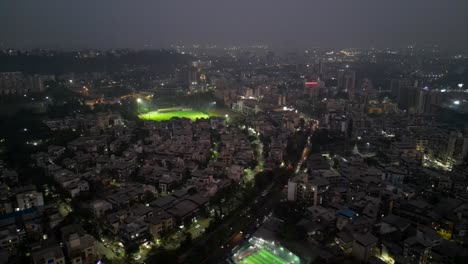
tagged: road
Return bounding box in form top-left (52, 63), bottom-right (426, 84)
top-left (295, 135), bottom-right (312, 173)
top-left (295, 119), bottom-right (318, 173)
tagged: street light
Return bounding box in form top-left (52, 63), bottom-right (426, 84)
top-left (136, 98), bottom-right (143, 113)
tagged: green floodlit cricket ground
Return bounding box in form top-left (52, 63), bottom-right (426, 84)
top-left (238, 249), bottom-right (286, 264)
top-left (234, 237), bottom-right (301, 264)
top-left (138, 109), bottom-right (211, 121)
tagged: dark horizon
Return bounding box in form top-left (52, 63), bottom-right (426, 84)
top-left (1, 0), bottom-right (467, 52)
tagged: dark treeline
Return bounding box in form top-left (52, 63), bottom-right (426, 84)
top-left (0, 50), bottom-right (192, 75)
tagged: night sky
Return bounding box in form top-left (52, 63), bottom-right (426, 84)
top-left (1, 0), bottom-right (467, 50)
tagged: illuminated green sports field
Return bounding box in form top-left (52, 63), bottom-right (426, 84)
top-left (138, 110), bottom-right (210, 121)
top-left (238, 249), bottom-right (286, 264)
top-left (234, 237), bottom-right (301, 264)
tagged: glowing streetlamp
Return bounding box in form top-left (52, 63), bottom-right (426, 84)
top-left (136, 98), bottom-right (143, 113)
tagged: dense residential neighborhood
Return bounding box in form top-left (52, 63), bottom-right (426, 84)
top-left (1, 42), bottom-right (468, 264)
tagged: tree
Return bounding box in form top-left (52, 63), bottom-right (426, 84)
top-left (285, 131), bottom-right (308, 163)
top-left (180, 232), bottom-right (192, 250)
top-left (145, 249), bottom-right (178, 264)
top-left (250, 159), bottom-right (258, 170)
top-left (187, 186), bottom-right (197, 195)
top-left (280, 224), bottom-right (306, 240)
top-left (50, 129), bottom-right (80, 146)
top-left (183, 169), bottom-right (192, 181)
top-left (299, 118), bottom-right (305, 128)
top-left (142, 191), bottom-right (156, 203)
top-left (254, 171), bottom-right (271, 190)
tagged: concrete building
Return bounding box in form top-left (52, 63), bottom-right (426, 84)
top-left (15, 185), bottom-right (44, 210)
top-left (352, 232), bottom-right (378, 263)
top-left (61, 225), bottom-right (97, 264)
top-left (31, 245), bottom-right (65, 264)
top-left (287, 173), bottom-right (330, 206)
top-left (404, 236), bottom-right (432, 264)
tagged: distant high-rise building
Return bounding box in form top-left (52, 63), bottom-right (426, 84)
top-left (416, 89), bottom-right (430, 113)
top-left (188, 66), bottom-right (199, 85)
top-left (416, 89), bottom-right (459, 114)
top-left (396, 86), bottom-right (419, 111)
top-left (277, 95), bottom-right (286, 106)
top-left (446, 131), bottom-right (468, 166)
top-left (391, 78), bottom-right (418, 109)
top-left (176, 66), bottom-right (199, 87)
top-left (359, 78), bottom-right (375, 98)
top-left (28, 75), bottom-right (49, 92)
top-left (337, 70), bottom-right (345, 89)
top-left (0, 72), bottom-right (53, 96)
top-left (337, 69), bottom-right (356, 98)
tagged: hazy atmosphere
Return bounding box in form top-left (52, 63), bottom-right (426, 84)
top-left (1, 0), bottom-right (468, 50)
